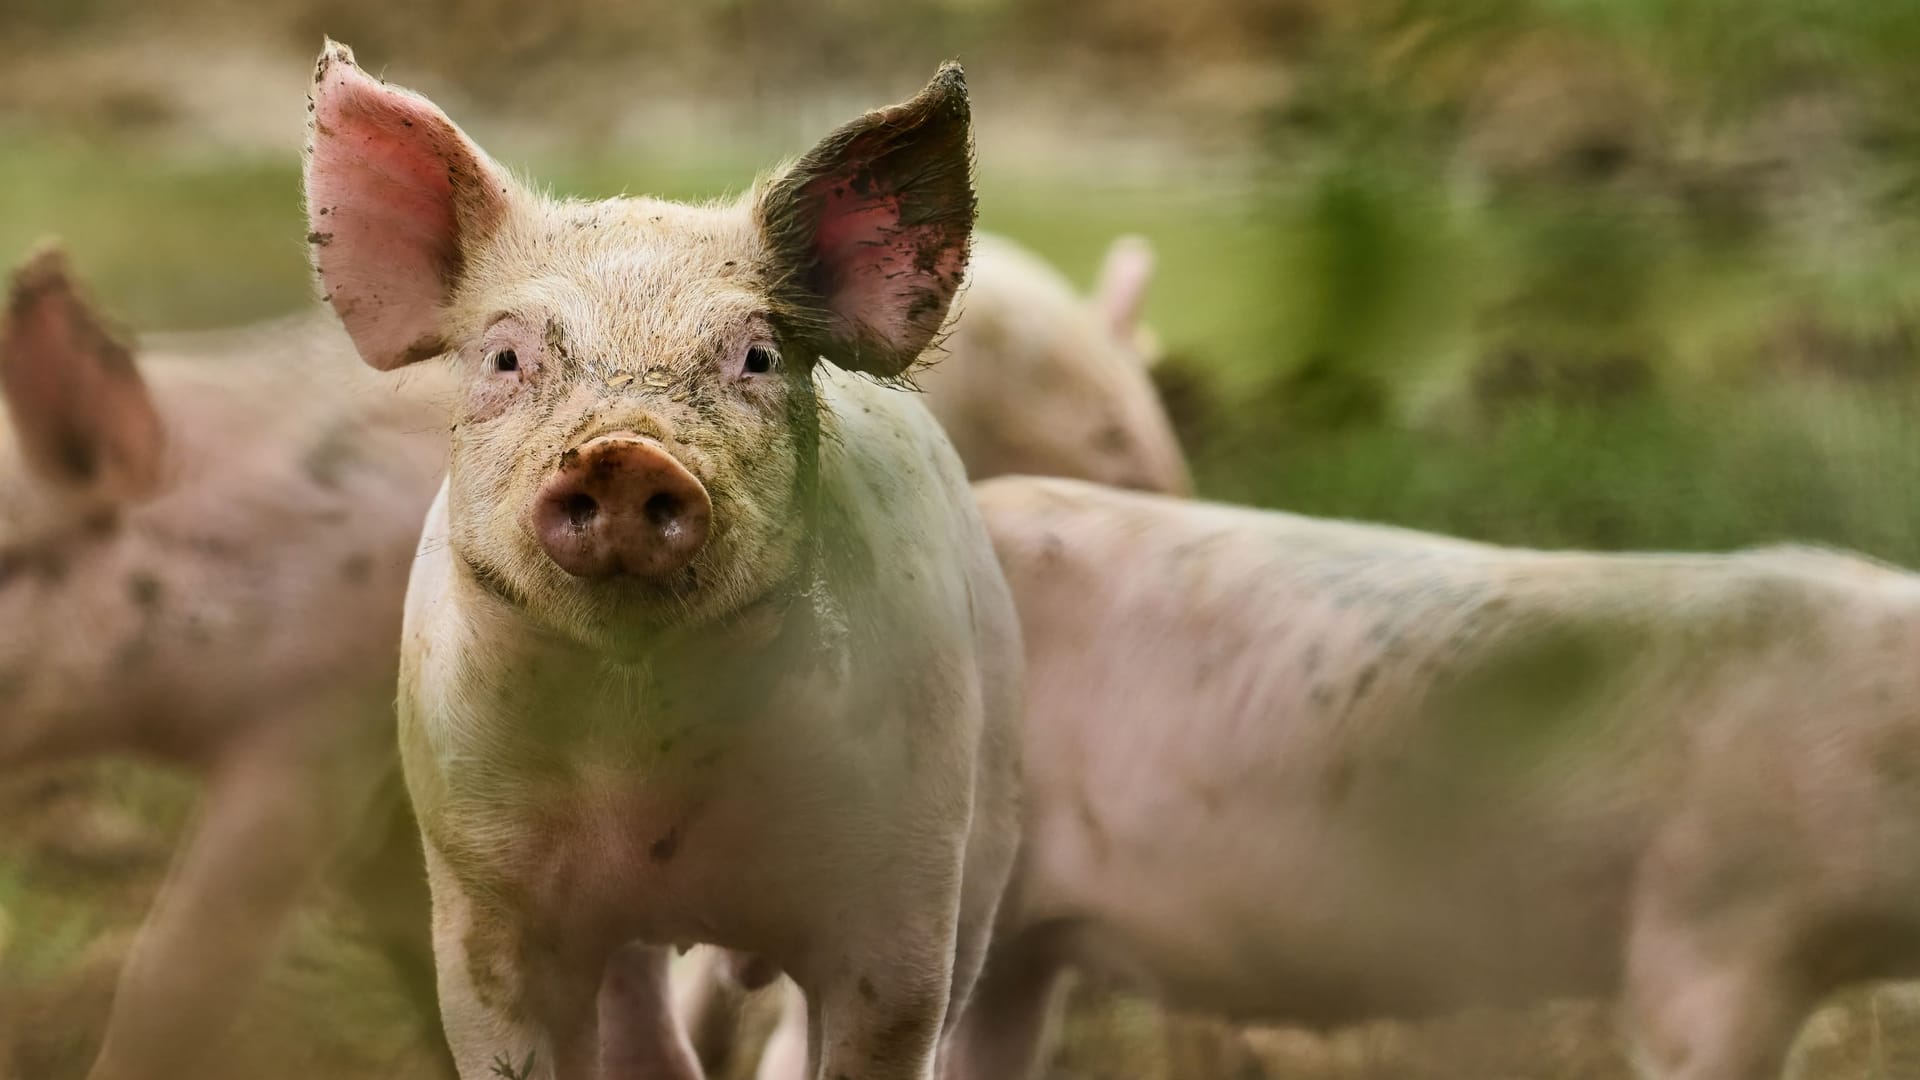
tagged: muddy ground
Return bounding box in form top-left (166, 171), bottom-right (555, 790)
top-left (5, 760), bottom-right (1920, 1080)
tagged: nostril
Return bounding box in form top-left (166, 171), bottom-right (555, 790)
top-left (562, 492), bottom-right (598, 529)
top-left (643, 492), bottom-right (681, 530)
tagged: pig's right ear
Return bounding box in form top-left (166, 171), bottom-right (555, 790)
top-left (756, 64), bottom-right (976, 379)
top-left (304, 40), bottom-right (513, 371)
top-left (1, 246), bottom-right (166, 500)
top-left (1095, 235), bottom-right (1155, 345)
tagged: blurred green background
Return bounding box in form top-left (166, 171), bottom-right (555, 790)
top-left (9, 0), bottom-right (1920, 563)
top-left (9, 1), bottom-right (1920, 1076)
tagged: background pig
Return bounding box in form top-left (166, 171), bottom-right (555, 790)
top-left (919, 233), bottom-right (1190, 495)
top-left (950, 475), bottom-right (1920, 1080)
top-left (305, 42), bottom-right (1021, 1080)
top-left (0, 248), bottom-right (453, 1080)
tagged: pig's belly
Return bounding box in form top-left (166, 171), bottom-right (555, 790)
top-left (1033, 792), bottom-right (1642, 1025)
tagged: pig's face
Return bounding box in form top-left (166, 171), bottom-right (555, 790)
top-left (935, 235), bottom-right (1190, 495)
top-left (305, 42), bottom-right (974, 649)
top-left (434, 205), bottom-right (816, 642)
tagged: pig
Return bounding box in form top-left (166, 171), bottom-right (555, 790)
top-left (303, 40), bottom-right (1022, 1080)
top-left (917, 233), bottom-right (1189, 495)
top-left (0, 247), bottom-right (455, 1079)
top-left (939, 474), bottom-right (1920, 1080)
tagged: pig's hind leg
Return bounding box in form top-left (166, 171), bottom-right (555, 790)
top-left (1619, 831), bottom-right (1817, 1080)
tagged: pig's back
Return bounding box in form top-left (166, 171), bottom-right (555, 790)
top-left (117, 311), bottom-right (450, 741)
top-left (975, 476), bottom-right (1920, 1022)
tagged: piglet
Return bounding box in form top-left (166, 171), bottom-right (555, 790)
top-left (949, 475), bottom-right (1920, 1080)
top-left (920, 233), bottom-right (1188, 494)
top-left (0, 246), bottom-right (453, 1080)
top-left (305, 41), bottom-right (1023, 1080)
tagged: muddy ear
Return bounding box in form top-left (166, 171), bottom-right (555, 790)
top-left (757, 63), bottom-right (976, 379)
top-left (1, 245), bottom-right (165, 499)
top-left (304, 39), bottom-right (514, 370)
top-left (1095, 234), bottom-right (1155, 347)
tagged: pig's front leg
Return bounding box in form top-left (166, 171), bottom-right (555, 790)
top-left (802, 908), bottom-right (961, 1080)
top-left (86, 718), bottom-right (381, 1080)
top-left (423, 845), bottom-right (644, 1080)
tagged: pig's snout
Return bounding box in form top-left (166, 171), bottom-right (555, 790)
top-left (534, 435), bottom-right (711, 581)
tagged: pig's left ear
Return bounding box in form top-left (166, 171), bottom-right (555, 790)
top-left (304, 39), bottom-right (515, 371)
top-left (1, 245), bottom-right (166, 500)
top-left (757, 64), bottom-right (976, 379)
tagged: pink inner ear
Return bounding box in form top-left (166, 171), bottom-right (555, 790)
top-left (808, 179), bottom-right (967, 362)
top-left (307, 55), bottom-right (501, 369)
top-left (1096, 236), bottom-right (1155, 339)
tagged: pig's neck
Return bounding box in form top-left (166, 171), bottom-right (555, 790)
top-left (450, 539), bottom-right (847, 762)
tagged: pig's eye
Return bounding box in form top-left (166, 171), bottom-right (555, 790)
top-left (743, 345), bottom-right (779, 376)
top-left (493, 350), bottom-right (520, 373)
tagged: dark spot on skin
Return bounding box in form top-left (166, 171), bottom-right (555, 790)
top-left (1094, 423), bottom-right (1130, 454)
top-left (50, 422), bottom-right (99, 483)
top-left (341, 553), bottom-right (374, 584)
top-left (400, 336), bottom-right (445, 365)
top-left (33, 553), bottom-right (69, 584)
top-left (863, 1002), bottom-right (937, 1074)
top-left (127, 571), bottom-right (162, 609)
top-left (1310, 684), bottom-right (1335, 709)
top-left (1323, 755), bottom-right (1357, 806)
top-left (306, 231), bottom-right (334, 246)
top-left (858, 976), bottom-right (878, 1002)
top-left (317, 206), bottom-right (329, 215)
top-left (649, 827), bottom-right (679, 863)
top-left (543, 319), bottom-right (571, 361)
top-left (303, 424), bottom-right (360, 490)
top-left (1303, 642), bottom-right (1323, 674)
top-left (1038, 532), bottom-right (1065, 564)
top-left (1350, 664), bottom-right (1379, 702)
top-left (1075, 791), bottom-right (1109, 864)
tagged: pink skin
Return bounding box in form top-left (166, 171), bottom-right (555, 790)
top-left (530, 435), bottom-right (712, 581)
top-left (0, 248), bottom-right (456, 1080)
top-left (305, 73), bottom-right (509, 371)
top-left (945, 476), bottom-right (1920, 1080)
top-left (307, 42), bottom-right (1020, 1080)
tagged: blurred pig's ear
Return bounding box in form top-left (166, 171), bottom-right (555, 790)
top-left (757, 63), bottom-right (976, 379)
top-left (1, 245), bottom-right (166, 500)
top-left (304, 39), bottom-right (513, 370)
top-left (1095, 234), bottom-right (1155, 346)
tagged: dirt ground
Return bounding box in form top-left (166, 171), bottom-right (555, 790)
top-left (6, 761), bottom-right (1920, 1080)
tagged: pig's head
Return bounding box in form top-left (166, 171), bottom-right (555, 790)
top-left (934, 233), bottom-right (1190, 495)
top-left (305, 42), bottom-right (973, 649)
top-left (0, 246), bottom-right (168, 753)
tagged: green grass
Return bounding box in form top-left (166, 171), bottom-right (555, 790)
top-left (8, 120), bottom-right (1920, 571)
